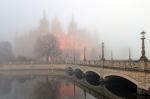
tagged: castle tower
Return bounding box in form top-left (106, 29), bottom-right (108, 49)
top-left (68, 15), bottom-right (77, 35)
top-left (51, 16), bottom-right (62, 36)
top-left (39, 11), bottom-right (50, 35)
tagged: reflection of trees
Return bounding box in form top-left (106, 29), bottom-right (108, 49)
top-left (34, 80), bottom-right (61, 99)
top-left (0, 77), bottom-right (12, 94)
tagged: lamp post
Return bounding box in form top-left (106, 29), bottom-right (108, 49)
top-left (73, 47), bottom-right (76, 63)
top-left (139, 31), bottom-right (148, 61)
top-left (73, 52), bottom-right (75, 63)
top-left (111, 50), bottom-right (113, 61)
top-left (83, 47), bottom-right (86, 62)
top-left (101, 42), bottom-right (105, 61)
top-left (129, 48), bottom-right (131, 60)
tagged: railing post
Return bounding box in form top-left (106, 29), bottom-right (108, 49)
top-left (102, 60), bottom-right (104, 67)
top-left (139, 60), bottom-right (147, 70)
top-left (124, 61), bottom-right (126, 70)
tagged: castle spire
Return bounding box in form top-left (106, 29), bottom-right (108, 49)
top-left (39, 10), bottom-right (50, 35)
top-left (71, 14), bottom-right (74, 23)
top-left (43, 10), bottom-right (46, 20)
top-left (51, 15), bottom-right (62, 35)
top-left (68, 14), bottom-right (77, 35)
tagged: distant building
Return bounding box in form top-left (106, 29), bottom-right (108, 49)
top-left (51, 16), bottom-right (62, 36)
top-left (15, 12), bottom-right (99, 60)
top-left (39, 11), bottom-right (50, 35)
top-left (15, 11), bottom-right (50, 59)
top-left (68, 16), bottom-right (77, 36)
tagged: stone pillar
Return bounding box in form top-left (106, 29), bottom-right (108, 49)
top-left (139, 61), bottom-right (145, 70)
top-left (139, 61), bottom-right (147, 70)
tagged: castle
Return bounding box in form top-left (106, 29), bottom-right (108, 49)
top-left (15, 12), bottom-right (99, 61)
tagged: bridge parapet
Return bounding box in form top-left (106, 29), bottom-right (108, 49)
top-left (66, 60), bottom-right (150, 95)
top-left (67, 60), bottom-right (150, 71)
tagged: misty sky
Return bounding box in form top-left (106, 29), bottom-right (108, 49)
top-left (0, 0), bottom-right (150, 59)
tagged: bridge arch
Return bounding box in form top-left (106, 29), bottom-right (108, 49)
top-left (66, 67), bottom-right (74, 75)
top-left (103, 73), bottom-right (139, 86)
top-left (74, 68), bottom-right (84, 79)
top-left (73, 67), bottom-right (85, 73)
top-left (103, 73), bottom-right (138, 97)
top-left (84, 69), bottom-right (102, 77)
top-left (85, 70), bottom-right (103, 86)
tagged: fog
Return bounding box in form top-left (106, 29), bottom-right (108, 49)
top-left (0, 0), bottom-right (149, 59)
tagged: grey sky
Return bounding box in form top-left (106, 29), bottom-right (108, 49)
top-left (0, 0), bottom-right (149, 59)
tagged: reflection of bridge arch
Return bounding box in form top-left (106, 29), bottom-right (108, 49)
top-left (103, 73), bottom-right (139, 87)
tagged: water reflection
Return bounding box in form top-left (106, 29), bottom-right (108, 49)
top-left (0, 75), bottom-right (97, 99)
top-left (0, 75), bottom-right (148, 99)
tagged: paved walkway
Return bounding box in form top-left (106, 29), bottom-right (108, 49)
top-left (0, 64), bottom-right (67, 76)
top-left (0, 64), bottom-right (66, 71)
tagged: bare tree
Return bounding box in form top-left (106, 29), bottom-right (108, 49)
top-left (0, 41), bottom-right (14, 64)
top-left (35, 34), bottom-right (61, 62)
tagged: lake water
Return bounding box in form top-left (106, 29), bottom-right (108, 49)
top-left (0, 75), bottom-right (97, 99)
top-left (0, 74), bottom-right (148, 99)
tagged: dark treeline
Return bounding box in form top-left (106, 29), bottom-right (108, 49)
top-left (0, 34), bottom-right (63, 64)
top-left (0, 41), bottom-right (14, 64)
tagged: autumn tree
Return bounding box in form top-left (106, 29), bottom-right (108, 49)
top-left (35, 34), bottom-right (61, 62)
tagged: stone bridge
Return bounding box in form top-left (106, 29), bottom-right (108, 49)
top-left (1, 59), bottom-right (150, 95)
top-left (66, 60), bottom-right (150, 95)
